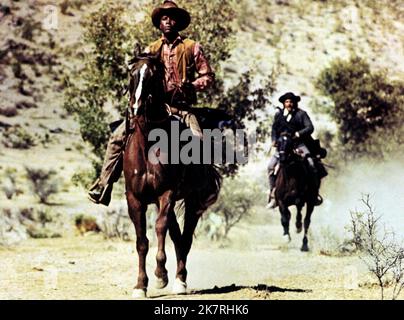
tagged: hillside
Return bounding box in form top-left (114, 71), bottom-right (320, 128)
top-left (0, 0), bottom-right (402, 229)
top-left (1, 0), bottom-right (402, 172)
top-left (0, 0), bottom-right (403, 300)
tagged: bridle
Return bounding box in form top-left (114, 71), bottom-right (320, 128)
top-left (129, 56), bottom-right (171, 126)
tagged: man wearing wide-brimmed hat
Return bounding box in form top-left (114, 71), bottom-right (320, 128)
top-left (146, 0), bottom-right (214, 135)
top-left (88, 1), bottom-right (215, 206)
top-left (266, 92), bottom-right (324, 208)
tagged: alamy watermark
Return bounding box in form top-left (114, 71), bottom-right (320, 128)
top-left (147, 123), bottom-right (257, 165)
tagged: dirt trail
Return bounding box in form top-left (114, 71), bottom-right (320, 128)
top-left (0, 233), bottom-right (386, 300)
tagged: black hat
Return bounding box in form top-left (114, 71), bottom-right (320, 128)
top-left (151, 1), bottom-right (191, 31)
top-left (279, 92), bottom-right (301, 104)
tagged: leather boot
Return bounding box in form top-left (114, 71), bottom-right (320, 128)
top-left (88, 179), bottom-right (113, 206)
top-left (266, 174), bottom-right (277, 209)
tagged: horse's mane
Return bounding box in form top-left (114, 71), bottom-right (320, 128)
top-left (128, 52), bottom-right (161, 68)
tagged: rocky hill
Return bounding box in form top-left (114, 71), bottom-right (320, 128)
top-left (0, 0), bottom-right (403, 243)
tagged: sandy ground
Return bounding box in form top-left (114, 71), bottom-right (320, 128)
top-left (0, 229), bottom-right (391, 300)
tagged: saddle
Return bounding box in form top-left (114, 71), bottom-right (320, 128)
top-left (190, 107), bottom-right (233, 130)
top-left (305, 137), bottom-right (327, 159)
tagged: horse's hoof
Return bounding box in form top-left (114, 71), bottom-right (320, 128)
top-left (283, 233), bottom-right (291, 243)
top-left (155, 276), bottom-right (169, 289)
top-left (132, 288), bottom-right (147, 299)
top-left (296, 226), bottom-right (302, 234)
top-left (172, 278), bottom-right (187, 295)
top-left (301, 245), bottom-right (309, 252)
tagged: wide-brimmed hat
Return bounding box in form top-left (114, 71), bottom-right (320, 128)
top-left (151, 1), bottom-right (191, 31)
top-left (279, 92), bottom-right (301, 103)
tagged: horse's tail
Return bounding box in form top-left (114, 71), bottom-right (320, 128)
top-left (184, 165), bottom-right (222, 216)
top-left (205, 165), bottom-right (222, 203)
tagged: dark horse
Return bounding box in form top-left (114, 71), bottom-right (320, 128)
top-left (123, 54), bottom-right (221, 298)
top-left (274, 133), bottom-right (321, 252)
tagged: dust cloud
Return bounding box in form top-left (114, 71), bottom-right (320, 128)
top-left (316, 155), bottom-right (404, 240)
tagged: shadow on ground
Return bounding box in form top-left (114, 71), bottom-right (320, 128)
top-left (150, 283), bottom-right (310, 299)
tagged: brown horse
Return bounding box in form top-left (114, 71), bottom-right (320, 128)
top-left (123, 54), bottom-right (221, 298)
top-left (274, 133), bottom-right (321, 252)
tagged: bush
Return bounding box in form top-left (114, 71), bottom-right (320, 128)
top-left (25, 167), bottom-right (59, 203)
top-left (0, 208), bottom-right (28, 245)
top-left (99, 205), bottom-right (134, 241)
top-left (208, 176), bottom-right (261, 237)
top-left (314, 226), bottom-right (356, 257)
top-left (61, 0), bottom-right (92, 16)
top-left (26, 227), bottom-right (61, 239)
top-left (0, 207), bottom-right (62, 245)
top-left (2, 126), bottom-right (36, 149)
top-left (198, 212), bottom-right (226, 242)
top-left (348, 195), bottom-right (404, 300)
top-left (19, 15), bottom-right (42, 42)
top-left (315, 56), bottom-right (404, 159)
top-left (21, 207), bottom-right (61, 239)
top-left (71, 168), bottom-right (97, 189)
top-left (2, 167), bottom-right (18, 199)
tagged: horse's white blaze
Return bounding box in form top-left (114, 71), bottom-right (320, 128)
top-left (133, 64), bottom-right (148, 115)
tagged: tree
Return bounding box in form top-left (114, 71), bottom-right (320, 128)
top-left (64, 0), bottom-right (275, 180)
top-left (315, 56), bottom-right (404, 159)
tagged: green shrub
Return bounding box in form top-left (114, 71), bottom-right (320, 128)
top-left (2, 126), bottom-right (36, 149)
top-left (208, 176), bottom-right (262, 237)
top-left (315, 56), bottom-right (404, 159)
top-left (26, 227), bottom-right (61, 239)
top-left (71, 168), bottom-right (96, 189)
top-left (25, 167), bottom-right (59, 203)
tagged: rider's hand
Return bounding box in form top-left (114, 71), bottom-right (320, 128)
top-left (272, 141), bottom-right (277, 147)
top-left (293, 132), bottom-right (300, 139)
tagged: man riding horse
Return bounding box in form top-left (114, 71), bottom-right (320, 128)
top-left (88, 0), bottom-right (214, 206)
top-left (267, 92), bottom-right (327, 209)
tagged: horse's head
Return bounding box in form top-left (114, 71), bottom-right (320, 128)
top-left (128, 53), bottom-right (166, 120)
top-left (277, 132), bottom-right (295, 163)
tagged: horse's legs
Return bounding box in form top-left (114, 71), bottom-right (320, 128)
top-left (296, 203), bottom-right (304, 233)
top-left (279, 203), bottom-right (291, 242)
top-left (301, 203), bottom-right (314, 252)
top-left (167, 209), bottom-right (183, 276)
top-left (171, 200), bottom-right (201, 294)
top-left (154, 191), bottom-right (175, 289)
top-left (126, 193), bottom-right (148, 297)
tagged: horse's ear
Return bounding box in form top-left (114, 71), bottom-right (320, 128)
top-left (133, 43), bottom-right (142, 57)
top-left (151, 52), bottom-right (160, 60)
top-left (128, 56), bottom-right (139, 65)
top-left (128, 43), bottom-right (143, 65)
